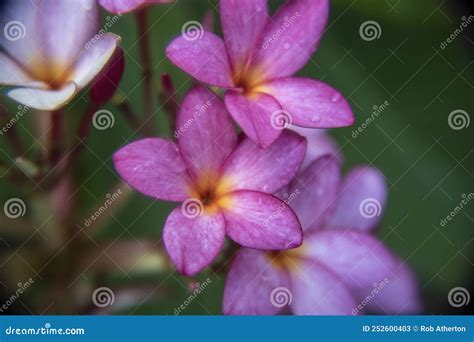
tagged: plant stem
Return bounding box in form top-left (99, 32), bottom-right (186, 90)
top-left (49, 110), bottom-right (63, 167)
top-left (136, 8), bottom-right (155, 136)
top-left (0, 104), bottom-right (25, 157)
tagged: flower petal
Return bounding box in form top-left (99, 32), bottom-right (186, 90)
top-left (113, 138), bottom-right (190, 202)
top-left (222, 190), bottom-right (302, 250)
top-left (290, 260), bottom-right (356, 315)
top-left (303, 230), bottom-right (399, 292)
top-left (221, 130), bottom-right (306, 194)
top-left (253, 0), bottom-right (329, 79)
top-left (290, 126), bottom-right (342, 169)
top-left (224, 91), bottom-right (282, 147)
top-left (223, 248), bottom-right (289, 315)
top-left (163, 207), bottom-right (225, 276)
top-left (38, 0), bottom-right (99, 66)
top-left (7, 82), bottom-right (77, 111)
top-left (264, 77), bottom-right (354, 128)
top-left (283, 155), bottom-right (341, 232)
top-left (176, 86), bottom-right (237, 179)
top-left (98, 0), bottom-right (173, 14)
top-left (360, 260), bottom-right (422, 314)
top-left (90, 47), bottom-right (125, 105)
top-left (166, 31), bottom-right (233, 87)
top-left (68, 33), bottom-right (121, 89)
top-left (0, 53), bottom-right (39, 87)
top-left (328, 166), bottom-right (387, 232)
top-left (220, 0), bottom-right (269, 69)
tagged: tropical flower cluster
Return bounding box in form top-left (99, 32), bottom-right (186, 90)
top-left (0, 0), bottom-right (420, 315)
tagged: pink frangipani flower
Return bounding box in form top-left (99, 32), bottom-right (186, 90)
top-left (98, 0), bottom-right (174, 15)
top-left (166, 0), bottom-right (354, 147)
top-left (0, 0), bottom-right (121, 110)
top-left (223, 155), bottom-right (421, 315)
top-left (113, 86), bottom-right (307, 276)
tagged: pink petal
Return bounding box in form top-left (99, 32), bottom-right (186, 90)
top-left (91, 47), bottom-right (125, 105)
top-left (282, 155), bottom-right (341, 232)
top-left (39, 0), bottom-right (99, 67)
top-left (224, 91), bottom-right (282, 147)
top-left (252, 0), bottom-right (329, 79)
top-left (68, 33), bottom-right (121, 90)
top-left (223, 190), bottom-right (302, 250)
top-left (166, 31), bottom-right (233, 87)
top-left (99, 0), bottom-right (173, 14)
top-left (163, 207), bottom-right (225, 276)
top-left (220, 0), bottom-right (269, 70)
top-left (113, 138), bottom-right (190, 202)
top-left (223, 248), bottom-right (289, 315)
top-left (360, 260), bottom-right (422, 314)
top-left (328, 166), bottom-right (387, 232)
top-left (290, 261), bottom-right (356, 315)
top-left (264, 77), bottom-right (354, 128)
top-left (176, 86), bottom-right (237, 178)
top-left (7, 83), bottom-right (77, 111)
top-left (221, 130), bottom-right (306, 194)
top-left (303, 230), bottom-right (399, 292)
top-left (290, 126), bottom-right (342, 169)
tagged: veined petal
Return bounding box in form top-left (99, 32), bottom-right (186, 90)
top-left (113, 138), bottom-right (190, 202)
top-left (163, 207), bottom-right (225, 276)
top-left (98, 0), bottom-right (173, 14)
top-left (38, 0), bottom-right (99, 66)
top-left (303, 230), bottom-right (399, 291)
top-left (7, 82), bottom-right (77, 111)
top-left (221, 130), bottom-right (306, 194)
top-left (224, 91), bottom-right (282, 148)
top-left (328, 166), bottom-right (387, 232)
top-left (223, 248), bottom-right (290, 315)
top-left (290, 261), bottom-right (356, 315)
top-left (176, 86), bottom-right (237, 178)
top-left (283, 155), bottom-right (341, 232)
top-left (222, 190), bottom-right (302, 250)
top-left (264, 77), bottom-right (354, 128)
top-left (252, 0), bottom-right (329, 79)
top-left (68, 33), bottom-right (121, 89)
top-left (166, 31), bottom-right (233, 87)
top-left (220, 0), bottom-right (269, 70)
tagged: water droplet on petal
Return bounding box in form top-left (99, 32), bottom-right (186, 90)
top-left (330, 93), bottom-right (342, 103)
top-left (311, 114), bottom-right (320, 123)
top-left (283, 42), bottom-right (291, 50)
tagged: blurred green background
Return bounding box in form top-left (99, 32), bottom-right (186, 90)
top-left (0, 0), bottom-right (472, 314)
